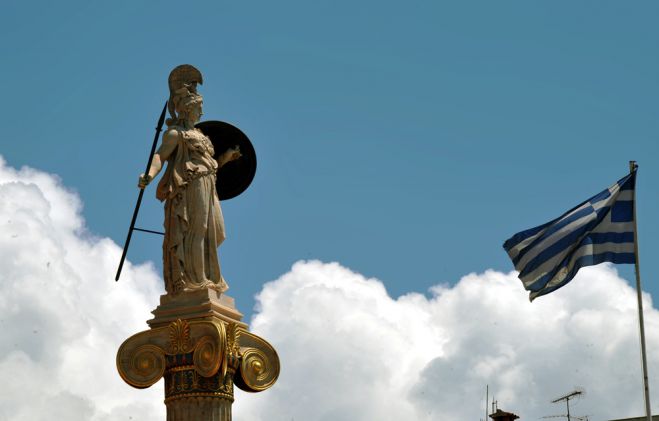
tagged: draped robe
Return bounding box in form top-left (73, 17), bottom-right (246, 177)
top-left (156, 127), bottom-right (228, 294)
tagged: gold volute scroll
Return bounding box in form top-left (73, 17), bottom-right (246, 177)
top-left (121, 344), bottom-right (166, 389)
top-left (193, 317), bottom-right (226, 378)
top-left (239, 348), bottom-right (273, 391)
top-left (117, 319), bottom-right (228, 389)
top-left (235, 330), bottom-right (280, 392)
top-left (193, 335), bottom-right (222, 377)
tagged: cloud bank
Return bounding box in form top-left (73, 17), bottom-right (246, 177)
top-left (0, 157), bottom-right (165, 421)
top-left (235, 262), bottom-right (659, 421)
top-left (1, 156), bottom-right (657, 421)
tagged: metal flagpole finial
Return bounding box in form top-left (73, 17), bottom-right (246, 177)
top-left (629, 160), bottom-right (638, 173)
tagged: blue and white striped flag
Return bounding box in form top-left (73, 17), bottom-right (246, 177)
top-left (503, 168), bottom-right (637, 301)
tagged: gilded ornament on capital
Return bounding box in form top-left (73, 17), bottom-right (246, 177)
top-left (238, 348), bottom-right (276, 391)
top-left (193, 335), bottom-right (223, 377)
top-left (118, 344), bottom-right (166, 389)
top-left (168, 319), bottom-right (193, 354)
top-left (227, 322), bottom-right (242, 356)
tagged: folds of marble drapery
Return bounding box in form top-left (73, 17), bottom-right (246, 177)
top-left (157, 128), bottom-right (228, 295)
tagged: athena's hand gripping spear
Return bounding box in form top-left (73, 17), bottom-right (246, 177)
top-left (115, 101), bottom-right (168, 281)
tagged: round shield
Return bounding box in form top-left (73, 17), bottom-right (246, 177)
top-left (195, 120), bottom-right (257, 201)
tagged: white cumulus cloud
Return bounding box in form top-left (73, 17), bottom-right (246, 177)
top-left (235, 261), bottom-right (659, 421)
top-left (0, 156), bottom-right (166, 421)
top-left (1, 156), bottom-right (658, 421)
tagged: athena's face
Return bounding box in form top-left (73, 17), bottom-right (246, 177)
top-left (188, 101), bottom-right (203, 123)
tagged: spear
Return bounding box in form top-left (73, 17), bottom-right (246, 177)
top-left (115, 101), bottom-right (168, 281)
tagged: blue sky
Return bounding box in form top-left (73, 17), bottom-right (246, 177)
top-left (5, 2), bottom-right (659, 420)
top-left (2, 0), bottom-right (659, 319)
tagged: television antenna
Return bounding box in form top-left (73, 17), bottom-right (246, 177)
top-left (543, 388), bottom-right (585, 421)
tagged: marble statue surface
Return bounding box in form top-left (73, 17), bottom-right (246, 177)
top-left (138, 64), bottom-right (241, 295)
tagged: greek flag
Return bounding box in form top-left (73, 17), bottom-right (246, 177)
top-left (503, 169), bottom-right (637, 301)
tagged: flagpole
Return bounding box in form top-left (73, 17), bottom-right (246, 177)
top-left (630, 161), bottom-right (652, 421)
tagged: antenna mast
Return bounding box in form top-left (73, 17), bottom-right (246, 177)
top-left (548, 389), bottom-right (585, 421)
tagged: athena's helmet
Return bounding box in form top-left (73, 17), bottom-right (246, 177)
top-left (167, 64), bottom-right (203, 125)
